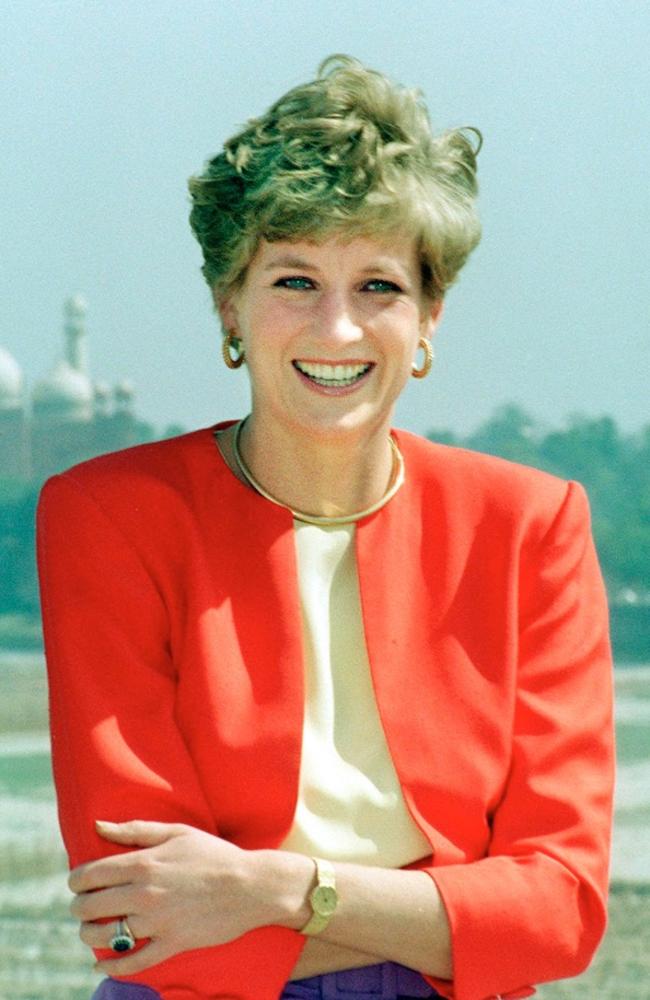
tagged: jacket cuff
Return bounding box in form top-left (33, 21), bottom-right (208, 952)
top-left (420, 857), bottom-right (604, 1000)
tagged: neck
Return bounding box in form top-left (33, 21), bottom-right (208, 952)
top-left (238, 414), bottom-right (397, 520)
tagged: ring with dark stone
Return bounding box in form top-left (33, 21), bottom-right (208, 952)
top-left (109, 917), bottom-right (136, 953)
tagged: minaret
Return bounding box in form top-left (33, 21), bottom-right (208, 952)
top-left (30, 294), bottom-right (94, 480)
top-left (63, 294), bottom-right (89, 373)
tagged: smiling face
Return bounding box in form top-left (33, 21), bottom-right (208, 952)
top-left (219, 234), bottom-right (442, 447)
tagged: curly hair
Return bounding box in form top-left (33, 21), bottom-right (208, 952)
top-left (188, 55), bottom-right (481, 305)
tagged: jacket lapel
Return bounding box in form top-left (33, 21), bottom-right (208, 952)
top-left (355, 431), bottom-right (509, 864)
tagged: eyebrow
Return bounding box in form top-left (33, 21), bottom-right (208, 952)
top-left (263, 256), bottom-right (411, 277)
top-left (263, 256), bottom-right (316, 271)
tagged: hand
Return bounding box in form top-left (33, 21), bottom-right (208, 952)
top-left (69, 819), bottom-right (263, 975)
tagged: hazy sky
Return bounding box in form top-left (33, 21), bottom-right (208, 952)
top-left (1, 0), bottom-right (648, 438)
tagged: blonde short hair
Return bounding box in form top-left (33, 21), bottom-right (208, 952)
top-left (188, 55), bottom-right (481, 303)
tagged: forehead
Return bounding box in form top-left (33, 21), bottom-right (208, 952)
top-left (250, 233), bottom-right (420, 274)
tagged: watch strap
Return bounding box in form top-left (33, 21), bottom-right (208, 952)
top-left (300, 857), bottom-right (337, 936)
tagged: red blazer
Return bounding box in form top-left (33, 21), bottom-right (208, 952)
top-left (36, 423), bottom-right (614, 1000)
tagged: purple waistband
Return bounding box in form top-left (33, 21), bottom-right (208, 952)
top-left (281, 962), bottom-right (438, 999)
top-left (91, 981), bottom-right (161, 1000)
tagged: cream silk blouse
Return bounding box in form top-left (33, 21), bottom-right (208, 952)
top-left (279, 520), bottom-right (431, 867)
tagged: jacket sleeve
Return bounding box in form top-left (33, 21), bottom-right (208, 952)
top-left (422, 480), bottom-right (615, 1000)
top-left (37, 472), bottom-right (304, 1000)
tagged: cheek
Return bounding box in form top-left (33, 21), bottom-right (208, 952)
top-left (244, 301), bottom-right (295, 342)
top-left (242, 316), bottom-right (291, 378)
top-left (377, 319), bottom-right (421, 362)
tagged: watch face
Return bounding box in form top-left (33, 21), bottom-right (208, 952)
top-left (312, 885), bottom-right (338, 917)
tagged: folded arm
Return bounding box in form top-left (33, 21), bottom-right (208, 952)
top-left (68, 819), bottom-right (450, 978)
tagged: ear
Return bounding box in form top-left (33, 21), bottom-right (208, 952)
top-left (213, 288), bottom-right (238, 335)
top-left (421, 298), bottom-right (444, 339)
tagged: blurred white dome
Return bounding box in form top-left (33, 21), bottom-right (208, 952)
top-left (114, 379), bottom-right (135, 405)
top-left (32, 359), bottom-right (94, 421)
top-left (114, 379), bottom-right (135, 399)
top-left (0, 347), bottom-right (24, 411)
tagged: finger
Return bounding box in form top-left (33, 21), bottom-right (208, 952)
top-left (95, 819), bottom-right (185, 846)
top-left (70, 884), bottom-right (140, 922)
top-left (94, 938), bottom-right (172, 976)
top-left (79, 917), bottom-right (147, 951)
top-left (69, 851), bottom-right (143, 894)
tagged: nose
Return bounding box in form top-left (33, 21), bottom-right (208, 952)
top-left (313, 289), bottom-right (363, 346)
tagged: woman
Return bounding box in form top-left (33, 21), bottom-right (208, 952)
top-left (37, 56), bottom-right (614, 1000)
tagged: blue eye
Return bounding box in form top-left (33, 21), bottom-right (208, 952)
top-left (274, 276), bottom-right (314, 290)
top-left (364, 279), bottom-right (403, 293)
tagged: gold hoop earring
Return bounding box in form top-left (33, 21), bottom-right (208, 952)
top-left (411, 337), bottom-right (434, 379)
top-left (222, 331), bottom-right (245, 369)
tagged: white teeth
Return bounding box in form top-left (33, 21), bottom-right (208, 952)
top-left (295, 360), bottom-right (370, 384)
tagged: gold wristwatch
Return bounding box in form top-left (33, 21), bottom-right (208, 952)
top-left (300, 857), bottom-right (338, 936)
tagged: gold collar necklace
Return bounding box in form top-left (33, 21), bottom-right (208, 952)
top-left (230, 417), bottom-right (405, 526)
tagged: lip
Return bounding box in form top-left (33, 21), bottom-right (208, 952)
top-left (293, 358), bottom-right (373, 366)
top-left (292, 359), bottom-right (375, 396)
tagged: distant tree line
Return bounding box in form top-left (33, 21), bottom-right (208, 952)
top-left (427, 404), bottom-right (650, 600)
top-left (1, 407), bottom-right (648, 655)
top-left (0, 479), bottom-right (39, 616)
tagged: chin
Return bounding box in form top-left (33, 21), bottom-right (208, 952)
top-left (288, 405), bottom-right (391, 444)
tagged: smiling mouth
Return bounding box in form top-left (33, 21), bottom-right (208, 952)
top-left (293, 360), bottom-right (373, 388)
